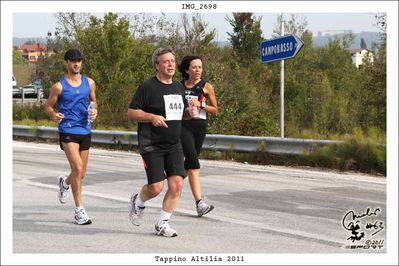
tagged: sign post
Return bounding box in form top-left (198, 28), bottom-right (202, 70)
top-left (280, 22), bottom-right (284, 138)
top-left (261, 29), bottom-right (304, 138)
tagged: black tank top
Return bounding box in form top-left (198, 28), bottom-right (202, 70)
top-left (182, 79), bottom-right (207, 120)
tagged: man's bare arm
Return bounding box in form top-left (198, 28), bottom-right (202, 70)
top-left (45, 82), bottom-right (64, 124)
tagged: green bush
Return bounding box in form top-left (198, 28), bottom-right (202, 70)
top-left (307, 128), bottom-right (386, 175)
top-left (13, 119), bottom-right (57, 127)
top-left (13, 103), bottom-right (48, 121)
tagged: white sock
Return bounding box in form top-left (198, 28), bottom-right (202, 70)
top-left (159, 210), bottom-right (172, 222)
top-left (136, 194), bottom-right (145, 208)
top-left (75, 206), bottom-right (83, 212)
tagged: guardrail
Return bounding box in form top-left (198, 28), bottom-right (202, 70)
top-left (13, 125), bottom-right (344, 155)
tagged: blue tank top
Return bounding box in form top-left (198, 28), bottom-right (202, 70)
top-left (58, 74), bottom-right (91, 134)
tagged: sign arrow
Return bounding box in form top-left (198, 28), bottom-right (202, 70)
top-left (261, 34), bottom-right (304, 63)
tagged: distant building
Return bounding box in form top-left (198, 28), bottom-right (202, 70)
top-left (346, 48), bottom-right (374, 68)
top-left (317, 30), bottom-right (352, 37)
top-left (14, 43), bottom-right (52, 64)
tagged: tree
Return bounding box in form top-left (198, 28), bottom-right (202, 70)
top-left (75, 13), bottom-right (154, 127)
top-left (340, 33), bottom-right (355, 48)
top-left (360, 38), bottom-right (367, 49)
top-left (354, 13), bottom-right (386, 131)
top-left (179, 13), bottom-right (216, 55)
top-left (54, 12), bottom-right (90, 45)
top-left (36, 12), bottom-right (154, 127)
top-left (30, 12), bottom-right (385, 140)
top-left (272, 14), bottom-right (308, 37)
top-left (226, 13), bottom-right (263, 62)
top-left (158, 13), bottom-right (216, 57)
top-left (13, 49), bottom-right (26, 64)
top-left (375, 13), bottom-right (386, 43)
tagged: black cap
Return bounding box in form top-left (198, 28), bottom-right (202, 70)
top-left (64, 49), bottom-right (83, 60)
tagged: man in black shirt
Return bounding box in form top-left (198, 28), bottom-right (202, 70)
top-left (127, 47), bottom-right (186, 237)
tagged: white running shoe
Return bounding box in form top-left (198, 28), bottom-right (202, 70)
top-left (196, 200), bottom-right (214, 217)
top-left (155, 220), bottom-right (178, 237)
top-left (74, 208), bottom-right (92, 225)
top-left (129, 193), bottom-right (145, 226)
top-left (57, 175), bottom-right (69, 204)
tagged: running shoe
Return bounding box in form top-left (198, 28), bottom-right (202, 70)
top-left (57, 175), bottom-right (69, 204)
top-left (196, 200), bottom-right (214, 217)
top-left (74, 208), bottom-right (92, 225)
top-left (129, 193), bottom-right (145, 226)
top-left (155, 220), bottom-right (178, 237)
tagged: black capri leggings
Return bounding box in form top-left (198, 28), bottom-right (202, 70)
top-left (181, 119), bottom-right (207, 170)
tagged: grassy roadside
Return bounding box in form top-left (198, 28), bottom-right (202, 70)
top-left (12, 121), bottom-right (386, 176)
top-left (200, 141), bottom-right (386, 176)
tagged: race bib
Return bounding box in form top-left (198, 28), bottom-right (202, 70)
top-left (185, 95), bottom-right (206, 120)
top-left (186, 95), bottom-right (198, 102)
top-left (164, 94), bottom-right (184, 120)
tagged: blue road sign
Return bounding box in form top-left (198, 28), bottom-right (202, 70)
top-left (261, 34), bottom-right (304, 63)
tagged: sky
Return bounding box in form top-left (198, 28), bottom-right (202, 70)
top-left (13, 12), bottom-right (379, 41)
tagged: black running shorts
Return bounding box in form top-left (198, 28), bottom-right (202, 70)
top-left (59, 133), bottom-right (91, 151)
top-left (181, 119), bottom-right (207, 170)
top-left (141, 144), bottom-right (186, 184)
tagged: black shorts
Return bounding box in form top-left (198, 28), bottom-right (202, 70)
top-left (141, 144), bottom-right (185, 185)
top-left (59, 133), bottom-right (91, 151)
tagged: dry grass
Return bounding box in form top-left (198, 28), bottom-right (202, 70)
top-left (13, 64), bottom-right (36, 87)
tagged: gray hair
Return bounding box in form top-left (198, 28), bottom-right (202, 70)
top-left (152, 47), bottom-right (175, 70)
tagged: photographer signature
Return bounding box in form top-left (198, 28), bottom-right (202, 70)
top-left (342, 207), bottom-right (384, 242)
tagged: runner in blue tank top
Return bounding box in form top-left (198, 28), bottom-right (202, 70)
top-left (45, 48), bottom-right (98, 225)
top-left (58, 74), bottom-right (92, 134)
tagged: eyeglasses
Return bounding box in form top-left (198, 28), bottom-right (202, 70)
top-left (69, 59), bottom-right (82, 63)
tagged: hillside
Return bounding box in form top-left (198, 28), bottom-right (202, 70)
top-left (215, 31), bottom-right (381, 49)
top-left (13, 37), bottom-right (47, 46)
top-left (313, 31), bottom-right (381, 49)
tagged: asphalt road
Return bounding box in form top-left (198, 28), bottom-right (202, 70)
top-left (8, 141), bottom-right (388, 264)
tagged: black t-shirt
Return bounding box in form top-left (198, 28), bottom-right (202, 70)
top-left (129, 77), bottom-right (186, 153)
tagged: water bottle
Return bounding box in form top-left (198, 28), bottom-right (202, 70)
top-left (88, 101), bottom-right (96, 123)
top-left (188, 99), bottom-right (199, 119)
